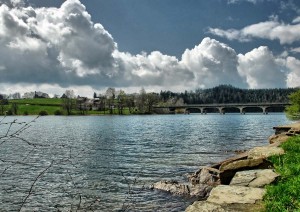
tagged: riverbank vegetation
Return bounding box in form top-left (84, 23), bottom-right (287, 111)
top-left (286, 89), bottom-right (300, 120)
top-left (264, 135), bottom-right (300, 211)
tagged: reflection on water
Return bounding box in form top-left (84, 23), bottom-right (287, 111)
top-left (0, 114), bottom-right (292, 211)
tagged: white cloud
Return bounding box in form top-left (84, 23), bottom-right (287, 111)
top-left (227, 0), bottom-right (263, 4)
top-left (0, 0), bottom-right (299, 96)
top-left (292, 16), bottom-right (300, 23)
top-left (209, 17), bottom-right (300, 44)
top-left (181, 37), bottom-right (247, 88)
top-left (291, 47), bottom-right (300, 53)
top-left (286, 57), bottom-right (300, 87)
top-left (237, 46), bottom-right (287, 88)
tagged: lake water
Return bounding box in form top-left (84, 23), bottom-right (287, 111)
top-left (0, 114), bottom-right (293, 211)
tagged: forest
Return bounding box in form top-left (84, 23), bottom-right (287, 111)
top-left (159, 85), bottom-right (298, 105)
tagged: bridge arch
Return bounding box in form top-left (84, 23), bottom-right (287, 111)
top-left (185, 108), bottom-right (202, 114)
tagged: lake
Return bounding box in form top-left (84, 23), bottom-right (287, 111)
top-left (0, 114), bottom-right (293, 211)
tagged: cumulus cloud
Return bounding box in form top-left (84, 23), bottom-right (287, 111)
top-left (286, 57), bottom-right (300, 87)
top-left (181, 38), bottom-right (247, 88)
top-left (237, 46), bottom-right (287, 88)
top-left (0, 0), bottom-right (299, 96)
top-left (208, 16), bottom-right (300, 44)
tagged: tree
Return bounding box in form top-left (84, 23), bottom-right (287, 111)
top-left (0, 99), bottom-right (7, 115)
top-left (136, 88), bottom-right (147, 113)
top-left (11, 102), bottom-right (18, 115)
top-left (145, 93), bottom-right (160, 113)
top-left (117, 90), bottom-right (126, 114)
top-left (105, 88), bottom-right (115, 114)
top-left (286, 89), bottom-right (300, 120)
top-left (62, 90), bottom-right (76, 115)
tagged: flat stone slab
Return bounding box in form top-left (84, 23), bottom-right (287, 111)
top-left (152, 181), bottom-right (190, 195)
top-left (219, 158), bottom-right (264, 172)
top-left (268, 133), bottom-right (290, 144)
top-left (248, 146), bottom-right (284, 159)
top-left (207, 185), bottom-right (265, 204)
top-left (230, 169), bottom-right (279, 188)
top-left (185, 201), bottom-right (225, 212)
top-left (186, 201), bottom-right (264, 212)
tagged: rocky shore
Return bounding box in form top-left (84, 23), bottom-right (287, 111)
top-left (152, 122), bottom-right (300, 212)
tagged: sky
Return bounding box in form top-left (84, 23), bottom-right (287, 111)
top-left (0, 0), bottom-right (300, 97)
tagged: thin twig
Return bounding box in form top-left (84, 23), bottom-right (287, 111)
top-left (19, 161), bottom-right (54, 211)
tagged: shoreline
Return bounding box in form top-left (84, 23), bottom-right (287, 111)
top-left (152, 122), bottom-right (300, 211)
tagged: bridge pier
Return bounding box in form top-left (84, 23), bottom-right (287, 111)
top-left (218, 107), bottom-right (225, 114)
top-left (238, 107), bottom-right (246, 114)
top-left (261, 106), bottom-right (268, 114)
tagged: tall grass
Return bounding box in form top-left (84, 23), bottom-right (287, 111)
top-left (264, 136), bottom-right (300, 211)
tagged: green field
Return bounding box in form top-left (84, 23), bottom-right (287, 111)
top-left (0, 98), bottom-right (135, 116)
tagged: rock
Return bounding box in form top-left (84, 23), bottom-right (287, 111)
top-left (185, 201), bottom-right (225, 212)
top-left (268, 133), bottom-right (290, 144)
top-left (207, 185), bottom-right (265, 204)
top-left (152, 180), bottom-right (214, 198)
top-left (188, 167), bottom-right (220, 186)
top-left (219, 158), bottom-right (272, 184)
top-left (230, 169), bottom-right (279, 188)
top-left (247, 146), bottom-right (284, 159)
top-left (220, 158), bottom-right (264, 172)
top-left (185, 201), bottom-right (265, 212)
top-left (152, 180), bottom-right (190, 195)
top-left (286, 128), bottom-right (300, 136)
top-left (189, 184), bottom-right (213, 198)
top-left (211, 151), bottom-right (248, 169)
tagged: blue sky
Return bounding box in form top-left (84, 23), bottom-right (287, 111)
top-left (0, 0), bottom-right (300, 96)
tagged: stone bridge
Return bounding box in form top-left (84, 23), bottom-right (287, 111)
top-left (153, 103), bottom-right (290, 114)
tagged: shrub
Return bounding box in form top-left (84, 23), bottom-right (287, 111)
top-left (39, 110), bottom-right (48, 116)
top-left (23, 111), bottom-right (29, 116)
top-left (54, 110), bottom-right (63, 115)
top-left (6, 109), bottom-right (13, 115)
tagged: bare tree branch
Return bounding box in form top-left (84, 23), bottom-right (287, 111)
top-left (19, 160), bottom-right (54, 211)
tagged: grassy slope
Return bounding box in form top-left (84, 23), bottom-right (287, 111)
top-left (3, 99), bottom-right (134, 115)
top-left (264, 135), bottom-right (300, 211)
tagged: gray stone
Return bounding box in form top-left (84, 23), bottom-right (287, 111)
top-left (199, 167), bottom-right (220, 185)
top-left (219, 158), bottom-right (272, 184)
top-left (189, 184), bottom-right (213, 198)
top-left (152, 181), bottom-right (190, 195)
top-left (185, 201), bottom-right (225, 212)
top-left (207, 185), bottom-right (265, 204)
top-left (230, 169), bottom-right (279, 188)
top-left (248, 146), bottom-right (284, 159)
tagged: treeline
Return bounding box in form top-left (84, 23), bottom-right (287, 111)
top-left (160, 85), bottom-right (298, 105)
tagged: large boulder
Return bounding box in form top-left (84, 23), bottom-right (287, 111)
top-left (207, 185), bottom-right (265, 204)
top-left (219, 158), bottom-right (272, 184)
top-left (268, 133), bottom-right (290, 144)
top-left (229, 169), bottom-right (279, 188)
top-left (247, 146), bottom-right (284, 159)
top-left (185, 201), bottom-right (264, 212)
top-left (185, 201), bottom-right (225, 212)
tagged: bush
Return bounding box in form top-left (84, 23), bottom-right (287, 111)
top-left (39, 110), bottom-right (48, 116)
top-left (6, 109), bottom-right (13, 115)
top-left (23, 111), bottom-right (29, 116)
top-left (54, 110), bottom-right (63, 115)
